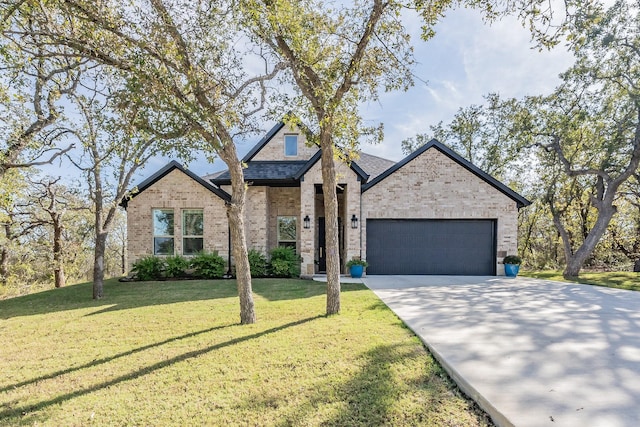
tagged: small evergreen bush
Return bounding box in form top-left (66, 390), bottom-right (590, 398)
top-left (269, 246), bottom-right (301, 278)
top-left (164, 255), bottom-right (189, 278)
top-left (248, 249), bottom-right (269, 277)
top-left (503, 255), bottom-right (522, 265)
top-left (190, 252), bottom-right (225, 279)
top-left (132, 256), bottom-right (165, 281)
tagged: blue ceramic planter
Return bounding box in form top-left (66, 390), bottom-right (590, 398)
top-left (505, 264), bottom-right (520, 277)
top-left (350, 265), bottom-right (364, 278)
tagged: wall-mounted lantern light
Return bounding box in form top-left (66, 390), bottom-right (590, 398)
top-left (351, 214), bottom-right (358, 229)
top-left (303, 215), bottom-right (311, 229)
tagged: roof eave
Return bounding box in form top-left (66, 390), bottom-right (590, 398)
top-left (361, 139), bottom-right (531, 208)
top-left (293, 150), bottom-right (369, 182)
top-left (210, 178), bottom-right (300, 187)
top-left (120, 161), bottom-right (231, 209)
top-left (241, 121), bottom-right (286, 163)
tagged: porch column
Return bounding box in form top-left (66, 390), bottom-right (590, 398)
top-left (345, 181), bottom-right (362, 265)
top-left (299, 178), bottom-right (315, 277)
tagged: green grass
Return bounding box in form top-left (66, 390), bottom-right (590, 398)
top-left (0, 279), bottom-right (491, 426)
top-left (521, 270), bottom-right (640, 291)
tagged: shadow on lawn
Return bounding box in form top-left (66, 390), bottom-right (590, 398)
top-left (250, 342), bottom-right (474, 426)
top-left (0, 278), bottom-right (364, 319)
top-left (0, 323), bottom-right (235, 395)
top-left (252, 279), bottom-right (365, 302)
top-left (0, 278), bottom-right (238, 319)
top-left (1, 315), bottom-right (323, 422)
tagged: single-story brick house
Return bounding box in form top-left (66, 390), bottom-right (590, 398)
top-left (122, 121), bottom-right (530, 276)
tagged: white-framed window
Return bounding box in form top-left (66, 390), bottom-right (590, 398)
top-left (284, 134), bottom-right (298, 156)
top-left (277, 216), bottom-right (297, 250)
top-left (182, 209), bottom-right (204, 255)
top-left (153, 209), bottom-right (174, 255)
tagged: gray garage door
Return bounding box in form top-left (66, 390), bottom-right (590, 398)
top-left (366, 219), bottom-right (496, 275)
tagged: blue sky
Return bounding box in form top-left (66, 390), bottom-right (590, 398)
top-left (121, 8), bottom-right (576, 182)
top-left (359, 8), bottom-right (574, 162)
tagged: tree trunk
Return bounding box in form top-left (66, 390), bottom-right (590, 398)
top-left (320, 129), bottom-right (341, 315)
top-left (551, 212), bottom-right (574, 269)
top-left (53, 217), bottom-right (65, 288)
top-left (0, 246), bottom-right (8, 280)
top-left (634, 259), bottom-right (640, 273)
top-left (220, 142), bottom-right (256, 324)
top-left (121, 240), bottom-right (127, 275)
top-left (93, 231), bottom-right (107, 299)
top-left (1, 223), bottom-right (10, 279)
top-left (563, 205), bottom-right (617, 278)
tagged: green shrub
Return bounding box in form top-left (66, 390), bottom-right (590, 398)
top-left (190, 252), bottom-right (225, 279)
top-left (503, 255), bottom-right (522, 265)
top-left (346, 258), bottom-right (368, 268)
top-left (269, 246), bottom-right (301, 278)
top-left (248, 249), bottom-right (269, 278)
top-left (164, 255), bottom-right (189, 278)
top-left (132, 256), bottom-right (165, 281)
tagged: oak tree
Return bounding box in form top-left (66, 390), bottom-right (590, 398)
top-left (5, 0), bottom-right (284, 322)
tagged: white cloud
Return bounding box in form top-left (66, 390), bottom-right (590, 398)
top-left (358, 7), bottom-right (575, 162)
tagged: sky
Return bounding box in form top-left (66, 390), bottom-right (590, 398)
top-left (50, 6), bottom-right (576, 184)
top-left (358, 8), bottom-right (575, 162)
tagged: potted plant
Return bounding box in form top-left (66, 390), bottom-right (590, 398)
top-left (346, 258), bottom-right (368, 278)
top-left (503, 255), bottom-right (522, 277)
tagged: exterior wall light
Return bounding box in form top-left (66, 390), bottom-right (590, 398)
top-left (303, 215), bottom-right (311, 229)
top-left (351, 214), bottom-right (358, 229)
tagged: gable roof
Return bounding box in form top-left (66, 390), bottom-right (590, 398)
top-left (293, 150), bottom-right (370, 182)
top-left (210, 161), bottom-right (308, 186)
top-left (120, 160), bottom-right (231, 209)
top-left (242, 121), bottom-right (286, 162)
top-left (361, 139), bottom-right (531, 208)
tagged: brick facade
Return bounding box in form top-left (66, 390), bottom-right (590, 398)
top-left (361, 148), bottom-right (518, 275)
top-left (298, 159), bottom-right (362, 276)
top-left (267, 187), bottom-right (301, 252)
top-left (125, 125), bottom-right (524, 277)
top-left (251, 124), bottom-right (319, 161)
top-left (125, 169), bottom-right (229, 272)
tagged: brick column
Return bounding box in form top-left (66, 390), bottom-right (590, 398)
top-left (299, 179), bottom-right (315, 277)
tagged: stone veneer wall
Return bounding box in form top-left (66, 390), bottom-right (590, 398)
top-left (251, 124), bottom-right (319, 161)
top-left (126, 169), bottom-right (229, 273)
top-left (361, 148), bottom-right (519, 275)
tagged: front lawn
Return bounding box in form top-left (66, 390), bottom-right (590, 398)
top-left (0, 278), bottom-right (491, 426)
top-left (521, 270), bottom-right (640, 292)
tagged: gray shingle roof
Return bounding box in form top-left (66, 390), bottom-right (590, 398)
top-left (208, 151), bottom-right (393, 185)
top-left (209, 161), bottom-right (308, 185)
top-left (354, 152), bottom-right (396, 180)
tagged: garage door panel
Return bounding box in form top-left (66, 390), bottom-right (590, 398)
top-left (366, 219), bottom-right (496, 275)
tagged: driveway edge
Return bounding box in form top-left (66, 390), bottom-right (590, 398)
top-left (406, 322), bottom-right (514, 427)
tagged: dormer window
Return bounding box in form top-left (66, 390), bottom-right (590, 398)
top-left (284, 134), bottom-right (298, 157)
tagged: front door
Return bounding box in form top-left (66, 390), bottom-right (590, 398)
top-left (318, 217), bottom-right (342, 273)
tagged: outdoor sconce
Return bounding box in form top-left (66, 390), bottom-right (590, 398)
top-left (351, 214), bottom-right (358, 229)
top-left (303, 215), bottom-right (311, 229)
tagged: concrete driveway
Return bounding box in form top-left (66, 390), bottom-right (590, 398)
top-left (363, 275), bottom-right (640, 427)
